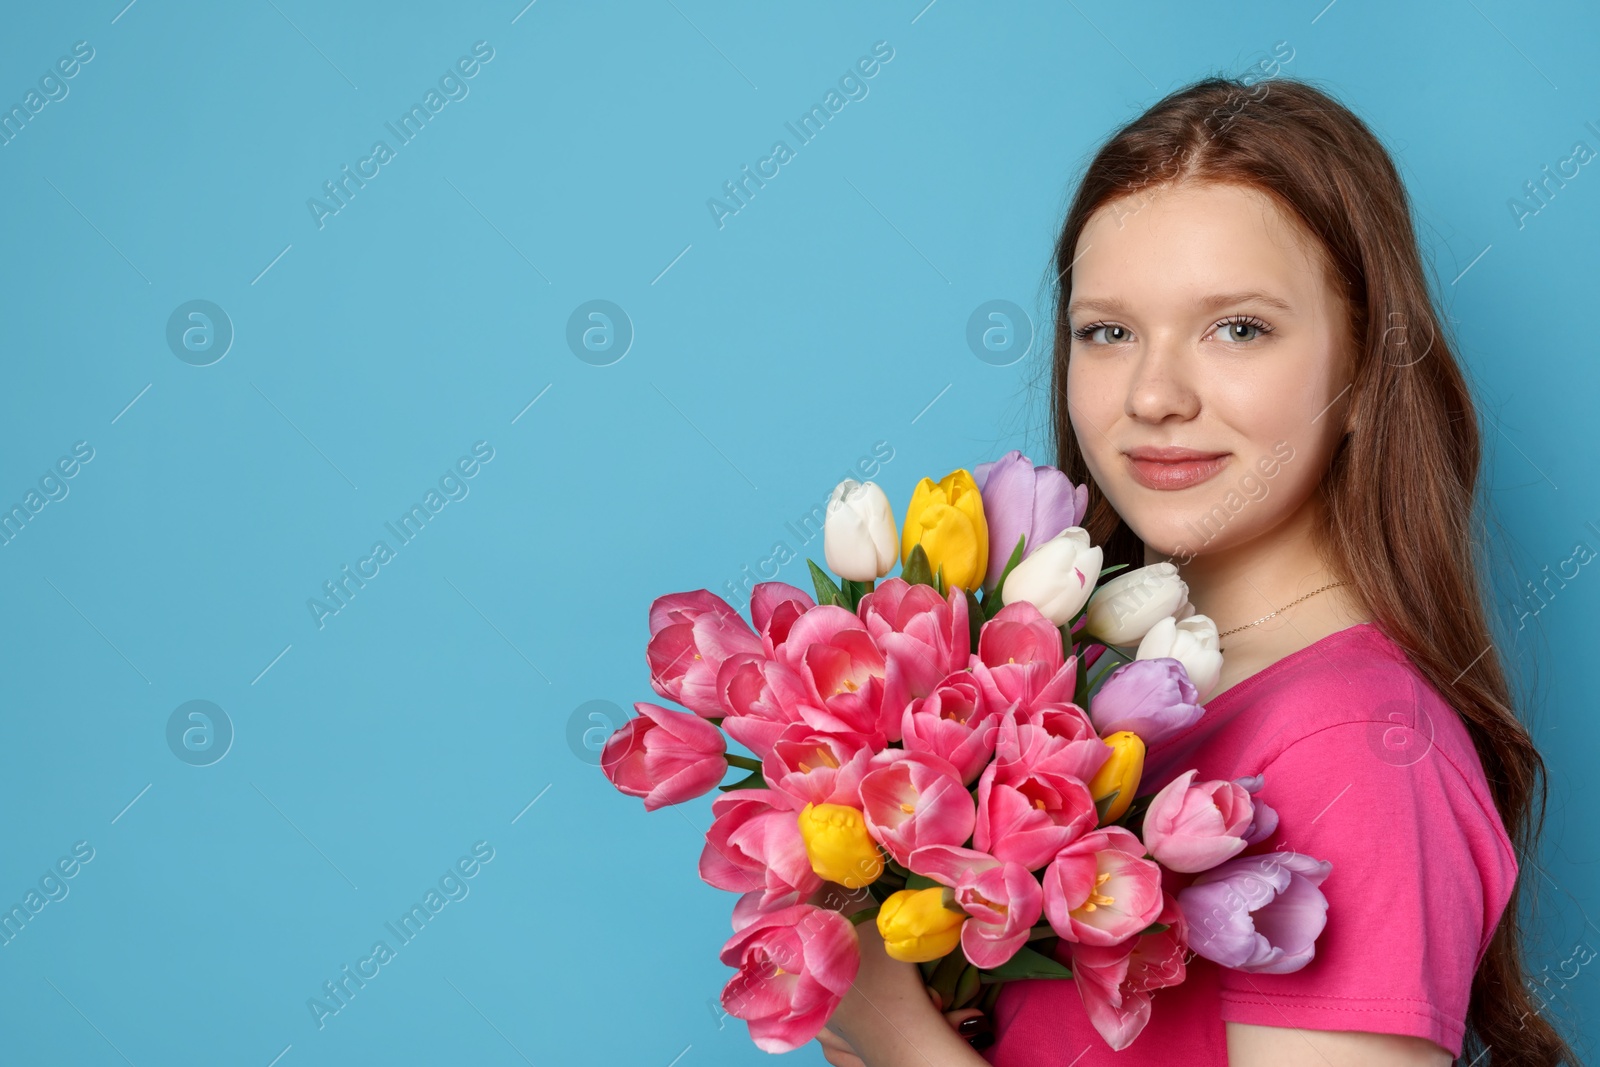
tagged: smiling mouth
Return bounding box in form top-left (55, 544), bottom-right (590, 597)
top-left (1123, 453), bottom-right (1230, 491)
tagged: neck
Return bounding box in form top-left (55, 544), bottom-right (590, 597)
top-left (1148, 492), bottom-right (1362, 651)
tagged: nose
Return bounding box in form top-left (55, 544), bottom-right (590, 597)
top-left (1124, 328), bottom-right (1200, 425)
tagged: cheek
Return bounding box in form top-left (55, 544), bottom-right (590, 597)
top-left (1065, 356), bottom-right (1120, 475)
top-left (1208, 358), bottom-right (1336, 461)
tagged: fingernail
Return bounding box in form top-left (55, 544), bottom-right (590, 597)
top-left (959, 1014), bottom-right (994, 1048)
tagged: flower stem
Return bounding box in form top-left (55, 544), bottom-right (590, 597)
top-left (724, 753), bottom-right (762, 771)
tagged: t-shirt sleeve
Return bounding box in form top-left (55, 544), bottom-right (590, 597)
top-left (1211, 716), bottom-right (1519, 1058)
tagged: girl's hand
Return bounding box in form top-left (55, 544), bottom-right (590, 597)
top-left (817, 994), bottom-right (990, 1067)
top-left (810, 884), bottom-right (994, 1065)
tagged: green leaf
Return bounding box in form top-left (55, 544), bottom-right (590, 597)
top-left (807, 559), bottom-right (846, 607)
top-left (1116, 792), bottom-right (1157, 832)
top-left (1093, 787), bottom-right (1121, 825)
top-left (964, 588), bottom-right (984, 651)
top-left (1137, 920), bottom-right (1171, 935)
top-left (902, 543), bottom-right (935, 588)
top-left (904, 872), bottom-right (941, 891)
top-left (840, 578), bottom-right (874, 612)
top-left (716, 767), bottom-right (765, 792)
top-left (1073, 654), bottom-right (1091, 708)
top-left (848, 906), bottom-right (882, 926)
top-left (978, 980), bottom-right (1003, 1013)
top-left (933, 563), bottom-right (946, 597)
top-left (984, 533), bottom-right (1029, 619)
top-left (952, 962), bottom-right (982, 1009)
top-left (978, 945), bottom-right (1074, 981)
top-left (929, 950), bottom-right (967, 1006)
top-left (874, 866), bottom-right (907, 892)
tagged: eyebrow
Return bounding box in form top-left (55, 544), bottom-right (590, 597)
top-left (1068, 290), bottom-right (1295, 319)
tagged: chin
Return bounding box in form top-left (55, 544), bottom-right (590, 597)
top-left (1112, 507), bottom-right (1217, 566)
top-left (1142, 530), bottom-right (1202, 565)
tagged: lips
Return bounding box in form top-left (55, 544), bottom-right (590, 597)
top-left (1123, 448), bottom-right (1229, 491)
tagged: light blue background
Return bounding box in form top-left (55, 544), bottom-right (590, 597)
top-left (1, 1), bottom-right (1595, 1063)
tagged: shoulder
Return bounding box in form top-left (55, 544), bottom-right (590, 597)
top-left (1210, 632), bottom-right (1523, 1046)
top-left (1151, 621), bottom-right (1520, 922)
top-left (1208, 623), bottom-right (1494, 802)
top-left (1252, 625), bottom-right (1504, 829)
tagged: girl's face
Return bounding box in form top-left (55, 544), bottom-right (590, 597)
top-left (1064, 180), bottom-right (1355, 564)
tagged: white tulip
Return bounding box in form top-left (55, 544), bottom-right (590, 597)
top-left (999, 527), bottom-right (1104, 626)
top-left (1083, 562), bottom-right (1192, 646)
top-left (1137, 614), bottom-right (1223, 700)
top-left (823, 479), bottom-right (900, 582)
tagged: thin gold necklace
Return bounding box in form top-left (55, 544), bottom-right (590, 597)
top-left (1216, 580), bottom-right (1350, 638)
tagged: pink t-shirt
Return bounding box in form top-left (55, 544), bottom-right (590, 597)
top-left (982, 621), bottom-right (1518, 1065)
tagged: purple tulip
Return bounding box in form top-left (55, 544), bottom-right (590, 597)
top-left (1177, 851), bottom-right (1333, 973)
top-left (973, 450), bottom-right (1088, 593)
top-left (1233, 774), bottom-right (1280, 845)
top-left (1087, 658), bottom-right (1204, 746)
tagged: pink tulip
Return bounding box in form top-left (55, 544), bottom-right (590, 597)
top-left (700, 788), bottom-right (823, 910)
top-left (973, 759), bottom-right (1097, 870)
top-left (719, 904), bottom-right (861, 1053)
top-left (767, 606), bottom-right (889, 740)
top-left (1042, 827), bottom-right (1164, 946)
top-left (647, 590), bottom-right (765, 718)
top-left (900, 672), bottom-right (1002, 784)
top-left (1141, 769), bottom-right (1260, 873)
top-left (858, 578), bottom-right (971, 737)
top-left (750, 582), bottom-right (815, 653)
top-left (600, 702), bottom-right (728, 811)
top-left (991, 702), bottom-right (1111, 786)
top-left (710, 585), bottom-right (819, 757)
top-left (972, 601), bottom-right (1078, 715)
top-left (1070, 891), bottom-right (1189, 1051)
top-left (715, 653), bottom-right (803, 762)
top-left (911, 844), bottom-right (1044, 968)
top-left (731, 888), bottom-right (780, 932)
top-left (1177, 850), bottom-right (1331, 973)
top-left (859, 751), bottom-right (976, 867)
top-left (761, 723), bottom-right (876, 810)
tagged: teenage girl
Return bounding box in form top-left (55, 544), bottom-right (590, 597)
top-left (816, 75), bottom-right (1580, 1067)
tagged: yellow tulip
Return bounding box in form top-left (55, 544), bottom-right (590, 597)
top-left (877, 887), bottom-right (967, 962)
top-left (1088, 730), bottom-right (1145, 824)
top-left (901, 469), bottom-right (989, 593)
top-left (797, 803), bottom-right (883, 888)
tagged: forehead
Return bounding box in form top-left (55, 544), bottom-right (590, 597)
top-left (1069, 181), bottom-right (1334, 315)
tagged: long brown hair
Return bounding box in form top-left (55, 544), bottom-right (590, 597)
top-left (1047, 75), bottom-right (1578, 1065)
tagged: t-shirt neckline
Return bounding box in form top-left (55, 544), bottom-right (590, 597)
top-left (1203, 620), bottom-right (1379, 712)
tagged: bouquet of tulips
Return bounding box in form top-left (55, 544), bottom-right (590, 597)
top-left (600, 451), bottom-right (1332, 1053)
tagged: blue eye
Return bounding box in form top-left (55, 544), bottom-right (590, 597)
top-left (1072, 322), bottom-right (1131, 344)
top-left (1215, 316), bottom-right (1272, 342)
